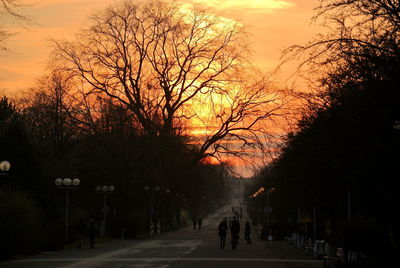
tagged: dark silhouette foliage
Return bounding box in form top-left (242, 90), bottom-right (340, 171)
top-left (252, 0), bottom-right (400, 265)
top-left (0, 188), bottom-right (42, 259)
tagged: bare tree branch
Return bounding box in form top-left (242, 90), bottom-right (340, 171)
top-left (51, 0), bottom-right (288, 163)
top-left (0, 0), bottom-right (34, 53)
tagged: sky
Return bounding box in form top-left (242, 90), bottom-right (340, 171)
top-left (0, 0), bottom-right (322, 96)
top-left (0, 0), bottom-right (323, 177)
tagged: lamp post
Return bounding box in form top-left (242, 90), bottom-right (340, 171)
top-left (0, 160), bottom-right (11, 176)
top-left (144, 185), bottom-right (160, 235)
top-left (174, 192), bottom-right (181, 228)
top-left (55, 177), bottom-right (80, 242)
top-left (95, 185), bottom-right (115, 236)
top-left (265, 187), bottom-right (275, 240)
top-left (164, 189), bottom-right (171, 231)
top-left (314, 199), bottom-right (317, 243)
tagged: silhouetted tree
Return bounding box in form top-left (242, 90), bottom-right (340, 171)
top-left (284, 0), bottom-right (400, 83)
top-left (260, 0), bottom-right (400, 264)
top-left (21, 72), bottom-right (79, 178)
top-left (52, 0), bottom-right (286, 162)
top-left (0, 0), bottom-right (32, 53)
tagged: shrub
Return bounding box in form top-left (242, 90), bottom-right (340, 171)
top-left (0, 188), bottom-right (42, 259)
top-left (40, 218), bottom-right (65, 251)
top-left (109, 211), bottom-right (147, 238)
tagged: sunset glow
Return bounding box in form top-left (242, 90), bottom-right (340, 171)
top-left (192, 0), bottom-right (294, 11)
top-left (1, 0), bottom-right (398, 260)
top-left (0, 0), bottom-right (320, 95)
top-left (0, 0), bottom-right (321, 176)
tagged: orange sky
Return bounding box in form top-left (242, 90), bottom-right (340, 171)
top-left (0, 0), bottom-right (323, 177)
top-left (0, 0), bottom-right (321, 96)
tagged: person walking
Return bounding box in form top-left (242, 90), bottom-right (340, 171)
top-left (218, 218), bottom-right (228, 249)
top-left (88, 218), bottom-right (97, 249)
top-left (192, 217), bottom-right (197, 230)
top-left (245, 219), bottom-right (252, 244)
top-left (197, 218), bottom-right (202, 230)
top-left (231, 216), bottom-right (240, 250)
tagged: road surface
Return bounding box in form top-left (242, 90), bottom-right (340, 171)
top-left (1, 203), bottom-right (322, 268)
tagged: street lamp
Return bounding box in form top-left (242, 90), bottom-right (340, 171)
top-left (96, 184), bottom-right (115, 236)
top-left (248, 186), bottom-right (275, 241)
top-left (265, 187), bottom-right (275, 240)
top-left (55, 177), bottom-right (80, 242)
top-left (393, 120), bottom-right (400, 130)
top-left (0, 160), bottom-right (11, 175)
top-left (164, 189), bottom-right (171, 230)
top-left (144, 185), bottom-right (160, 235)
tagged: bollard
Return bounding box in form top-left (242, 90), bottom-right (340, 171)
top-left (150, 222), bottom-right (154, 236)
top-left (336, 247), bottom-right (345, 263)
top-left (157, 219), bottom-right (161, 235)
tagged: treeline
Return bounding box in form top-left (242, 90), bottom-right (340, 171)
top-left (0, 91), bottom-right (228, 258)
top-left (248, 0), bottom-right (400, 265)
top-left (0, 0), bottom-right (287, 258)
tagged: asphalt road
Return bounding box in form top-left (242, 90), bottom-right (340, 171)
top-left (1, 203), bottom-right (323, 268)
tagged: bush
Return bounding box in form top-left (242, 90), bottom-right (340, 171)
top-left (40, 218), bottom-right (65, 251)
top-left (333, 219), bottom-right (379, 253)
top-left (109, 211), bottom-right (147, 238)
top-left (0, 188), bottom-right (42, 259)
top-left (179, 209), bottom-right (190, 225)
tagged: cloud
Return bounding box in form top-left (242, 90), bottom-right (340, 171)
top-left (0, 66), bottom-right (24, 81)
top-left (36, 0), bottom-right (99, 8)
top-left (191, 0), bottom-right (294, 13)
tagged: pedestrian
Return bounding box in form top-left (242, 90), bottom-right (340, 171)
top-left (197, 218), bottom-right (202, 230)
top-left (231, 216), bottom-right (240, 250)
top-left (218, 218), bottom-right (228, 249)
top-left (192, 217), bottom-right (197, 230)
top-left (75, 218), bottom-right (86, 249)
top-left (245, 220), bottom-right (251, 244)
top-left (88, 218), bottom-right (97, 249)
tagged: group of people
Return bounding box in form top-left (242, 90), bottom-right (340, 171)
top-left (218, 217), bottom-right (252, 249)
top-left (77, 210), bottom-right (252, 251)
top-left (192, 217), bottom-right (202, 230)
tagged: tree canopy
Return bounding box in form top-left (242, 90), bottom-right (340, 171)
top-left (253, 0), bottom-right (400, 263)
top-left (52, 0), bottom-right (286, 163)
